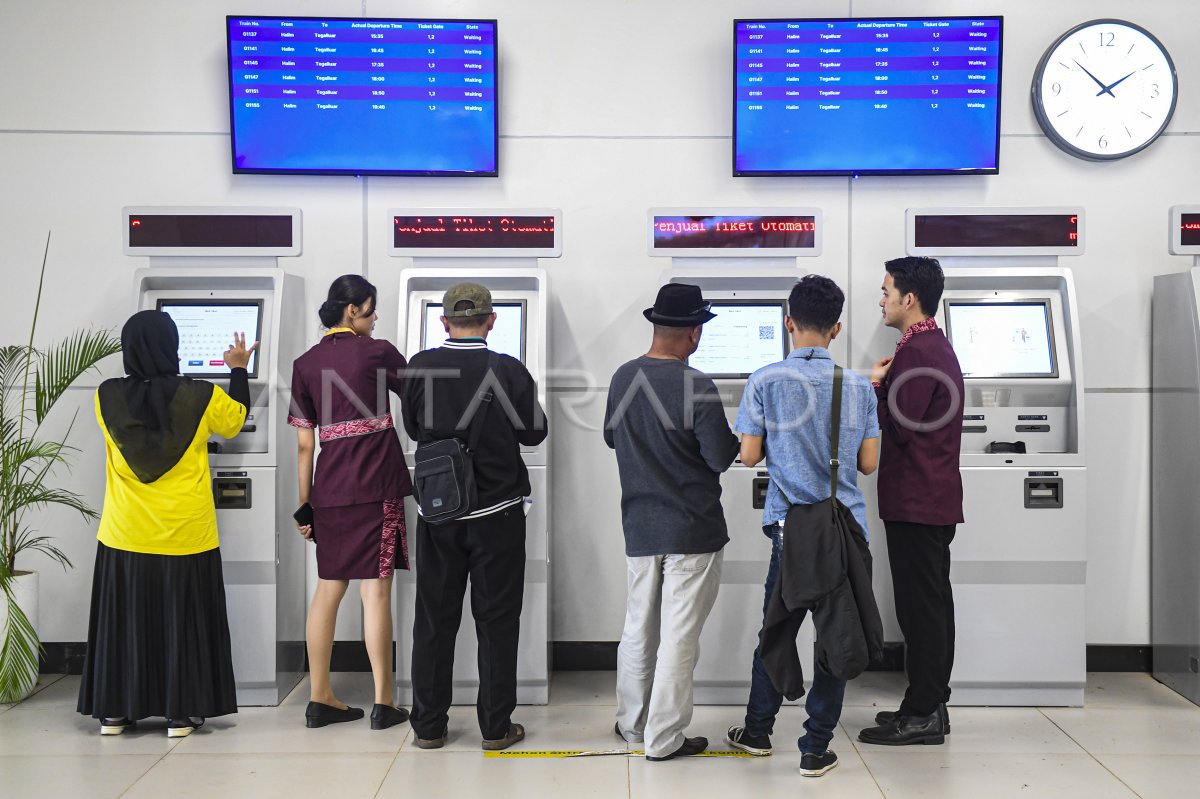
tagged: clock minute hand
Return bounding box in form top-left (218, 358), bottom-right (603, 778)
top-left (1072, 59), bottom-right (1114, 96)
top-left (1096, 70), bottom-right (1136, 97)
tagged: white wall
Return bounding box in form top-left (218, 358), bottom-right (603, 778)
top-left (2, 0), bottom-right (1193, 648)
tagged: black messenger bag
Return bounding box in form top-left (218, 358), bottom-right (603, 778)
top-left (412, 352), bottom-right (498, 524)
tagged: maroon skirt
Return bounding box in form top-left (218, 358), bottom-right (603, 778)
top-left (312, 499), bottom-right (409, 580)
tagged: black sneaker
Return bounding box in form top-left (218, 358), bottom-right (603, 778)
top-left (99, 717), bottom-right (136, 736)
top-left (799, 749), bottom-right (838, 777)
top-left (726, 725), bottom-right (772, 756)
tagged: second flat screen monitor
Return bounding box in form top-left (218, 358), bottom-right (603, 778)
top-left (422, 301), bottom-right (525, 362)
top-left (689, 302), bottom-right (788, 378)
top-left (944, 300), bottom-right (1057, 378)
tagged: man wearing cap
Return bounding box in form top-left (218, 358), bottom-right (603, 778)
top-left (604, 283), bottom-right (740, 761)
top-left (401, 282), bottom-right (548, 751)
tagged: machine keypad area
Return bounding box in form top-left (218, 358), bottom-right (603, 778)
top-left (960, 408), bottom-right (1066, 453)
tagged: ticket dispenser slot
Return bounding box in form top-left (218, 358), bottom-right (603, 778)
top-left (752, 473), bottom-right (770, 510)
top-left (214, 472), bottom-right (252, 510)
top-left (1024, 474), bottom-right (1063, 509)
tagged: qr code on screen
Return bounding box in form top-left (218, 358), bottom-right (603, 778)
top-left (758, 326), bottom-right (773, 340)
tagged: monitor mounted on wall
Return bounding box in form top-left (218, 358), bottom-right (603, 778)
top-left (226, 15), bottom-right (498, 176)
top-left (734, 16), bottom-right (1003, 176)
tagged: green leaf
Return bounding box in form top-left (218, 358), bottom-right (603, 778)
top-left (0, 582), bottom-right (40, 703)
top-left (34, 330), bottom-right (121, 424)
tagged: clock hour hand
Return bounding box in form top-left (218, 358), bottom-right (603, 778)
top-left (1072, 59), bottom-right (1114, 96)
top-left (1096, 70), bottom-right (1136, 97)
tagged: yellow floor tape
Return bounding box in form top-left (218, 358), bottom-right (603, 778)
top-left (484, 749), bottom-right (757, 759)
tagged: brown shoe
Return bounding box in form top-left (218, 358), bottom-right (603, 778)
top-left (481, 722), bottom-right (525, 751)
top-left (414, 728), bottom-right (448, 749)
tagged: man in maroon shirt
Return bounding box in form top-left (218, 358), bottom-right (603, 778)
top-left (858, 256), bottom-right (964, 747)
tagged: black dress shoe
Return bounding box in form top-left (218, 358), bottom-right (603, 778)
top-left (858, 711), bottom-right (945, 746)
top-left (875, 703), bottom-right (951, 733)
top-left (370, 704), bottom-right (410, 730)
top-left (646, 735), bottom-right (708, 761)
top-left (305, 701), bottom-right (364, 728)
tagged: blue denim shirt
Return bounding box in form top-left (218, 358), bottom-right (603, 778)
top-left (734, 347), bottom-right (880, 537)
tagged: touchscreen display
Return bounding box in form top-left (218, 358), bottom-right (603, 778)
top-left (158, 302), bottom-right (262, 378)
top-left (689, 303), bottom-right (787, 377)
top-left (945, 301), bottom-right (1055, 377)
top-left (422, 302), bottom-right (524, 362)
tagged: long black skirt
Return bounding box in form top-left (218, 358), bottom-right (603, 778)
top-left (76, 541), bottom-right (237, 721)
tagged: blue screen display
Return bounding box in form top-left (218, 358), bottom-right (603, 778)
top-left (227, 16), bottom-right (497, 176)
top-left (734, 17), bottom-right (1002, 176)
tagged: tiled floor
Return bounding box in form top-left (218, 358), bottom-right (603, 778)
top-left (2, 671), bottom-right (1198, 798)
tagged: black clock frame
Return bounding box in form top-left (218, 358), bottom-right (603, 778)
top-left (1030, 18), bottom-right (1178, 162)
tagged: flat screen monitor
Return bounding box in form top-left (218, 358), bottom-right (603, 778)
top-left (734, 16), bottom-right (1003, 176)
top-left (226, 16), bottom-right (498, 176)
top-left (421, 301), bottom-right (525, 362)
top-left (689, 301), bottom-right (788, 379)
top-left (157, 300), bottom-right (264, 379)
top-left (944, 300), bottom-right (1057, 378)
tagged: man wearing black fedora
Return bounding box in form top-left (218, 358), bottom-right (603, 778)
top-left (603, 283), bottom-right (740, 761)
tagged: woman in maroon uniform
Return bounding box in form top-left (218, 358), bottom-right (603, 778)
top-left (289, 275), bottom-right (413, 730)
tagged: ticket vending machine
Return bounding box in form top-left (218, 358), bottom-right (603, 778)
top-left (124, 206), bottom-right (307, 706)
top-left (647, 208), bottom-right (824, 703)
top-left (389, 209), bottom-right (559, 705)
top-left (1151, 205), bottom-right (1200, 707)
top-left (907, 207), bottom-right (1087, 706)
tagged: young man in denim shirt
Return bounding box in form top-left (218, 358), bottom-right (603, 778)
top-left (725, 275), bottom-right (880, 777)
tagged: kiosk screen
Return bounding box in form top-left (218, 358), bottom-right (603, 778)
top-left (422, 301), bottom-right (525, 362)
top-left (945, 301), bottom-right (1056, 378)
top-left (689, 302), bottom-right (787, 378)
top-left (157, 300), bottom-right (263, 378)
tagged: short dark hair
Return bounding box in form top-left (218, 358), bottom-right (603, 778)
top-left (885, 256), bottom-right (944, 317)
top-left (788, 274), bottom-right (844, 332)
top-left (319, 274), bottom-right (377, 328)
top-left (448, 299), bottom-right (490, 330)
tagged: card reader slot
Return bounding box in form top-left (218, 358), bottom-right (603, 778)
top-left (962, 425), bottom-right (988, 434)
top-left (1015, 424), bottom-right (1050, 433)
top-left (1024, 477), bottom-right (1063, 509)
top-left (213, 477), bottom-right (252, 510)
top-left (751, 477), bottom-right (769, 510)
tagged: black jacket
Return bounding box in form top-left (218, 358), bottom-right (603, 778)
top-left (759, 498), bottom-right (884, 700)
top-left (401, 340), bottom-right (547, 509)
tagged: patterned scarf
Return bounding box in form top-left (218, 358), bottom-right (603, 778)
top-left (896, 317), bottom-right (939, 353)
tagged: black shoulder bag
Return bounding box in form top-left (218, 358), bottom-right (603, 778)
top-left (412, 351), bottom-right (499, 524)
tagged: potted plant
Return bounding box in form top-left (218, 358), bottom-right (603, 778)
top-left (0, 233), bottom-right (121, 703)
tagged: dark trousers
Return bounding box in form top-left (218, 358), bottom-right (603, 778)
top-left (885, 520), bottom-right (956, 718)
top-left (409, 505), bottom-right (526, 740)
top-left (745, 529), bottom-right (846, 754)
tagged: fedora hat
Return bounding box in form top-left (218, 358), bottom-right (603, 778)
top-left (643, 283), bottom-right (717, 327)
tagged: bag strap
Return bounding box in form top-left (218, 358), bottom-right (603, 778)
top-left (829, 365), bottom-right (843, 515)
top-left (465, 351), bottom-right (501, 453)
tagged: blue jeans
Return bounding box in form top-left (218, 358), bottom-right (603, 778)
top-left (744, 529), bottom-right (846, 754)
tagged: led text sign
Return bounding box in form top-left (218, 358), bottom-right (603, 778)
top-left (392, 215), bottom-right (556, 249)
top-left (651, 215), bottom-right (818, 250)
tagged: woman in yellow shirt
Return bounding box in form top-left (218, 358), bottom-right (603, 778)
top-left (76, 310), bottom-right (256, 738)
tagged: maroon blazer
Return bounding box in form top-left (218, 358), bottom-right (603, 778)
top-left (875, 327), bottom-right (965, 526)
top-left (289, 332), bottom-right (413, 508)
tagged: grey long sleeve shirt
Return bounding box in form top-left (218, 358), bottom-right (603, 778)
top-left (604, 356), bottom-right (740, 557)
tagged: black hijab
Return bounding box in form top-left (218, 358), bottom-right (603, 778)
top-left (97, 310), bottom-right (213, 483)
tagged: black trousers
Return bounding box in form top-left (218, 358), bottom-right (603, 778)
top-left (409, 505), bottom-right (526, 740)
top-left (885, 520), bottom-right (956, 718)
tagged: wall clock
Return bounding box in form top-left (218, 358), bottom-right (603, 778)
top-left (1031, 19), bottom-right (1177, 161)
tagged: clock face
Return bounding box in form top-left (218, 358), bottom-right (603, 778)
top-left (1032, 19), bottom-right (1177, 160)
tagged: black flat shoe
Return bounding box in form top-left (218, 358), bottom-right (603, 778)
top-left (858, 711), bottom-right (945, 746)
top-left (305, 701), bottom-right (364, 728)
top-left (370, 704), bottom-right (410, 730)
top-left (875, 703), bottom-right (950, 733)
top-left (646, 735), bottom-right (708, 761)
